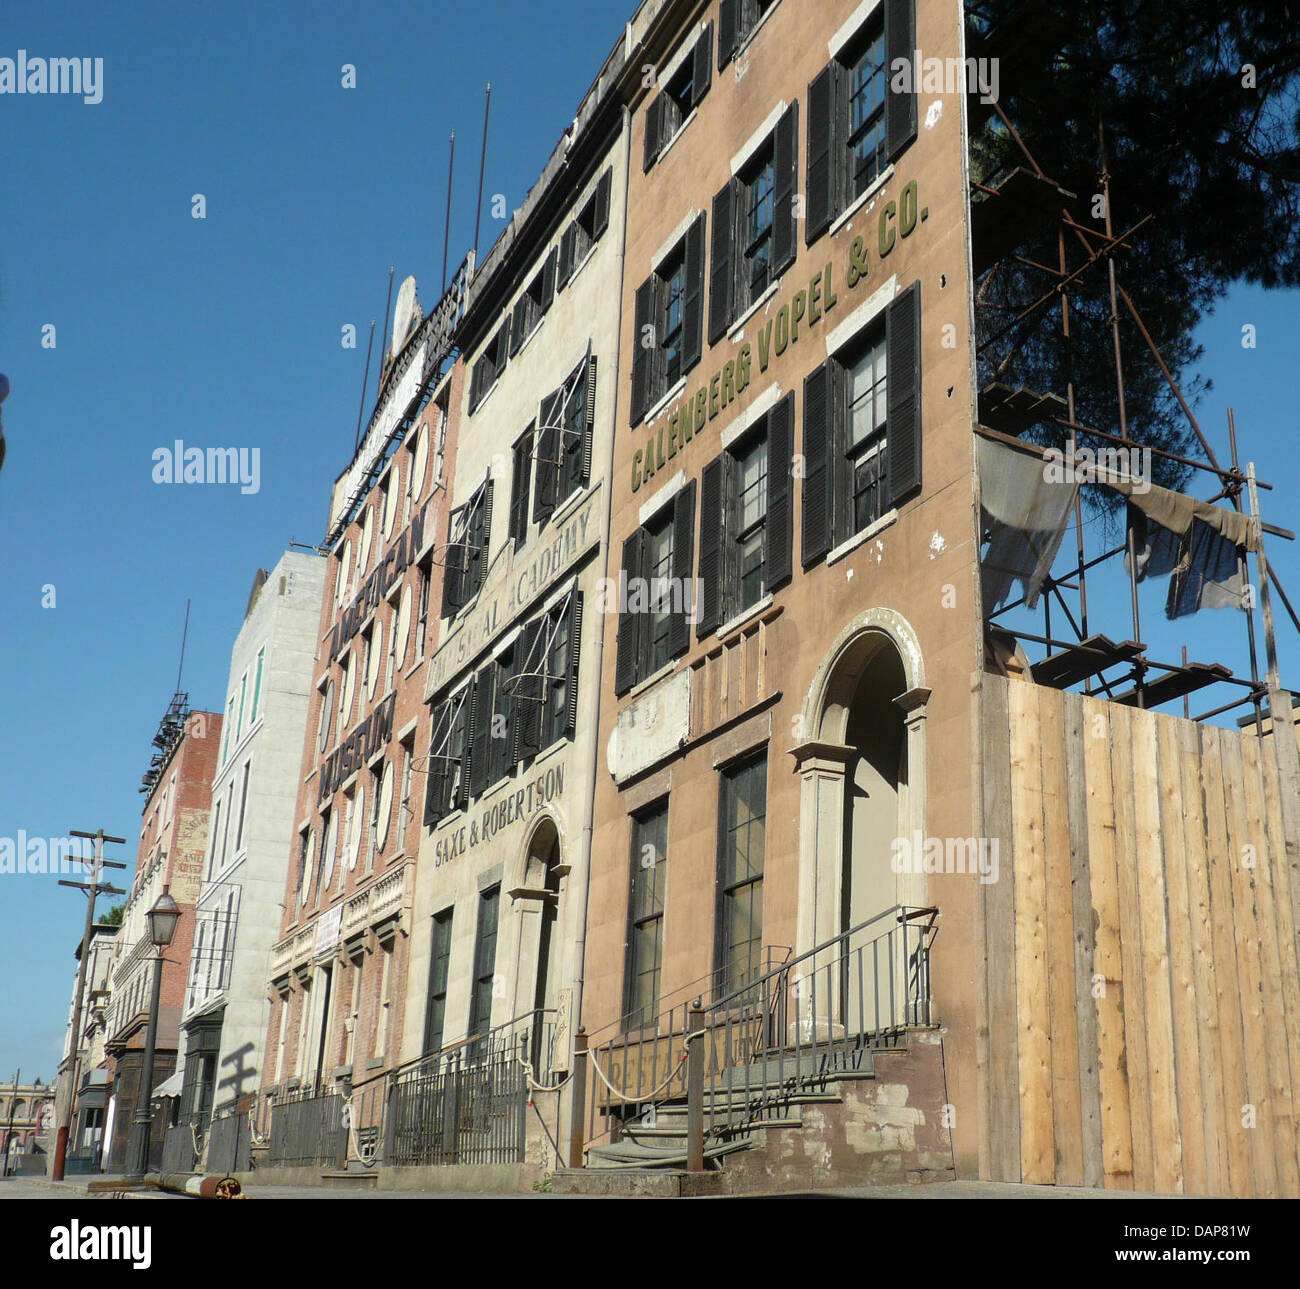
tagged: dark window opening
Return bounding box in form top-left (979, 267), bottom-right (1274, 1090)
top-left (716, 755), bottom-right (767, 998)
top-left (624, 802), bottom-right (668, 1029)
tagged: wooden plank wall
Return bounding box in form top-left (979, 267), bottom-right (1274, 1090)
top-left (981, 674), bottom-right (1300, 1196)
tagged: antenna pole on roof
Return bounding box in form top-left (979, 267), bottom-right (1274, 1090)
top-left (473, 84), bottom-right (492, 263)
top-left (354, 319), bottom-right (376, 452)
top-left (443, 131), bottom-right (456, 292)
top-left (175, 599), bottom-right (191, 694)
top-left (377, 266), bottom-right (396, 389)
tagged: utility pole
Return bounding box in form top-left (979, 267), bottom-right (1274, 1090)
top-left (2, 1069), bottom-right (18, 1177)
top-left (51, 829), bottom-right (126, 1181)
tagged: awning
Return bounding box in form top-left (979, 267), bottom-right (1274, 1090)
top-left (152, 1071), bottom-right (183, 1100)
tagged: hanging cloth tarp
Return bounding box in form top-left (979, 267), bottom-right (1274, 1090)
top-left (1114, 478), bottom-right (1257, 619)
top-left (978, 435), bottom-right (1080, 611)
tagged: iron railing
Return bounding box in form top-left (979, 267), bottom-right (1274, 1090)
top-left (341, 1008), bottom-right (557, 1170)
top-left (693, 906), bottom-right (939, 1143)
top-left (582, 948), bottom-right (791, 1151)
top-left (267, 1089), bottom-right (347, 1169)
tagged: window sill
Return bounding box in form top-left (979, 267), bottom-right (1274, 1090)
top-left (828, 165), bottom-right (895, 240)
top-left (567, 240), bottom-right (599, 291)
top-left (656, 107), bottom-right (698, 167)
top-left (624, 658), bottom-right (680, 703)
top-left (732, 2), bottom-right (782, 67)
top-left (471, 380), bottom-right (499, 417)
top-left (644, 375), bottom-right (688, 427)
top-left (716, 593), bottom-right (773, 642)
top-left (549, 485), bottom-right (586, 531)
top-left (727, 279), bottom-right (782, 341)
top-left (826, 509), bottom-right (898, 566)
top-left (514, 318), bottom-right (544, 362)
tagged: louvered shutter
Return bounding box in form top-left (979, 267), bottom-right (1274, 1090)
top-left (469, 359), bottom-right (483, 412)
top-left (886, 281), bottom-right (922, 506)
top-left (772, 101), bottom-right (799, 277)
top-left (452, 678), bottom-right (474, 811)
top-left (564, 593), bottom-right (584, 738)
top-left (581, 356), bottom-right (597, 489)
top-left (496, 318), bottom-right (511, 374)
top-left (541, 247), bottom-right (558, 316)
top-left (470, 479), bottom-right (494, 598)
top-left (592, 169), bottom-right (612, 240)
top-left (423, 699), bottom-right (452, 827)
top-left (885, 0), bottom-right (917, 160)
top-left (442, 505), bottom-right (466, 616)
top-left (718, 0), bottom-right (739, 70)
top-left (509, 427), bottom-right (533, 545)
top-left (765, 391), bottom-right (795, 588)
top-left (614, 530), bottom-right (645, 695)
top-left (693, 23), bottom-right (714, 105)
top-left (669, 480), bottom-right (696, 658)
top-left (802, 363), bottom-right (835, 567)
top-left (533, 392), bottom-right (561, 525)
top-left (697, 454), bottom-right (725, 636)
top-left (510, 297), bottom-right (529, 357)
top-left (630, 277), bottom-right (656, 427)
top-left (644, 95), bottom-right (665, 172)
top-left (681, 213), bottom-right (706, 378)
top-left (558, 225), bottom-right (577, 291)
top-left (467, 666), bottom-right (496, 799)
top-left (709, 180), bottom-right (735, 344)
top-left (806, 64), bottom-right (837, 245)
top-left (514, 619), bottom-right (544, 762)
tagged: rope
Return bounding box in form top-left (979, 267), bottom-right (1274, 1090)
top-left (517, 1056), bottom-right (574, 1095)
top-left (585, 1045), bottom-right (688, 1104)
top-left (247, 1108), bottom-right (268, 1147)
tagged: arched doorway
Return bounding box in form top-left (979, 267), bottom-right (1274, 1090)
top-left (512, 815), bottom-right (565, 1071)
top-left (792, 608), bottom-right (930, 1033)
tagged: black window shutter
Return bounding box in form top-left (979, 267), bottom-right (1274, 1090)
top-left (693, 23), bottom-right (714, 106)
top-left (614, 530), bottom-right (645, 696)
top-left (533, 392), bottom-right (561, 525)
top-left (450, 680), bottom-right (473, 810)
top-left (765, 391), bottom-right (795, 589)
top-left (802, 363), bottom-right (836, 567)
top-left (509, 427), bottom-right (533, 546)
top-left (806, 64), bottom-right (836, 245)
top-left (709, 180), bottom-right (735, 344)
top-left (513, 619), bottom-right (543, 762)
top-left (510, 297), bottom-right (529, 357)
top-left (681, 212), bottom-right (706, 377)
top-left (630, 277), bottom-right (656, 427)
top-left (476, 480), bottom-right (494, 596)
top-left (669, 480), bottom-right (696, 659)
top-left (644, 95), bottom-right (665, 172)
top-left (497, 319), bottom-right (511, 374)
top-left (423, 700), bottom-right (452, 828)
top-left (467, 669), bottom-right (495, 800)
top-left (564, 592), bottom-right (584, 738)
top-left (558, 225), bottom-right (577, 291)
top-left (442, 506), bottom-right (466, 616)
top-left (581, 357), bottom-right (597, 489)
top-left (697, 455), bottom-right (725, 636)
top-left (469, 360), bottom-right (483, 413)
top-left (718, 0), bottom-right (739, 70)
top-left (886, 281), bottom-right (923, 506)
top-left (885, 0), bottom-right (918, 160)
top-left (772, 101), bottom-right (799, 278)
top-left (541, 247), bottom-right (558, 315)
top-left (593, 168), bottom-right (612, 240)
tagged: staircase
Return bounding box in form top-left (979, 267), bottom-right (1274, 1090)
top-left (556, 908), bottom-right (953, 1195)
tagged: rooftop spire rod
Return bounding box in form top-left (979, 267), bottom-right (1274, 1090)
top-left (473, 84), bottom-right (492, 263)
top-left (175, 599), bottom-right (190, 694)
top-left (442, 130), bottom-right (456, 292)
top-left (377, 265), bottom-right (395, 388)
top-left (354, 319), bottom-right (376, 452)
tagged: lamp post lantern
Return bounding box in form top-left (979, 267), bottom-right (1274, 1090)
top-left (124, 886), bottom-right (180, 1181)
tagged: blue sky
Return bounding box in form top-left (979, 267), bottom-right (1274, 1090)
top-left (1, 1), bottom-right (1297, 1081)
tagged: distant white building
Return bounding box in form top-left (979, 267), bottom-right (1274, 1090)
top-left (177, 550), bottom-right (325, 1135)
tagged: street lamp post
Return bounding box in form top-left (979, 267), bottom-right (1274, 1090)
top-left (124, 887), bottom-right (180, 1181)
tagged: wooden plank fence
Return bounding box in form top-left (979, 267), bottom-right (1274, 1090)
top-left (982, 675), bottom-right (1300, 1196)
